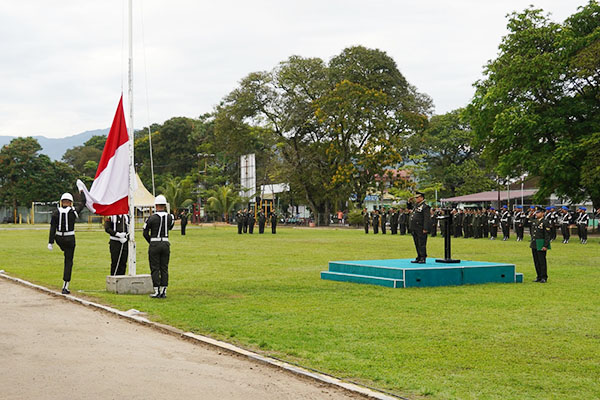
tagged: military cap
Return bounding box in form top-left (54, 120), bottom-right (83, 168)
top-left (516, 205), bottom-right (523, 209)
top-left (562, 206), bottom-right (569, 210)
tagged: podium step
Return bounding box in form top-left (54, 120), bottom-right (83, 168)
top-left (328, 262), bottom-right (405, 279)
top-left (321, 271), bottom-right (403, 288)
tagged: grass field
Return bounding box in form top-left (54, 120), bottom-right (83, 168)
top-left (1, 224), bottom-right (599, 400)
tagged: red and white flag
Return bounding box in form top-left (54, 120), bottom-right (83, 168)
top-left (77, 96), bottom-right (132, 215)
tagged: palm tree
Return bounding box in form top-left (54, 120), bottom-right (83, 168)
top-left (157, 177), bottom-right (193, 215)
top-left (206, 185), bottom-right (240, 222)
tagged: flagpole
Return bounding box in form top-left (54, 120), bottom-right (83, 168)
top-left (127, 0), bottom-right (137, 276)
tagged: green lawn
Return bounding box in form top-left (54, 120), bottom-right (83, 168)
top-left (2, 224), bottom-right (599, 400)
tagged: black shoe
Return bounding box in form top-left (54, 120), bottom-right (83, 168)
top-left (533, 279), bottom-right (541, 282)
top-left (539, 279), bottom-right (547, 283)
top-left (61, 288), bottom-right (70, 294)
top-left (417, 259), bottom-right (426, 264)
top-left (410, 259), bottom-right (421, 263)
top-left (150, 292), bottom-right (161, 298)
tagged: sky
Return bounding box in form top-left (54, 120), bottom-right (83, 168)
top-left (0, 0), bottom-right (588, 139)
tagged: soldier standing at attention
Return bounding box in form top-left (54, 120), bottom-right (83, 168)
top-left (179, 209), bottom-right (188, 235)
top-left (242, 208), bottom-right (249, 233)
top-left (488, 208), bottom-right (499, 240)
top-left (576, 207), bottom-right (589, 244)
top-left (236, 210), bottom-right (244, 234)
top-left (258, 209), bottom-right (266, 234)
top-left (500, 205), bottom-right (511, 241)
top-left (105, 214), bottom-right (129, 276)
top-left (527, 205), bottom-right (537, 238)
top-left (430, 208), bottom-right (438, 237)
top-left (408, 191), bottom-right (432, 263)
top-left (530, 207), bottom-right (551, 283)
top-left (247, 209), bottom-right (255, 234)
top-left (143, 195), bottom-right (174, 299)
top-left (270, 211), bottom-right (278, 234)
top-left (372, 209), bottom-right (380, 234)
top-left (362, 208), bottom-right (370, 234)
top-left (559, 206), bottom-right (573, 244)
top-left (514, 205), bottom-right (525, 241)
top-left (399, 208), bottom-right (407, 235)
top-left (390, 207), bottom-right (398, 235)
top-left (381, 209), bottom-right (387, 234)
top-left (48, 192), bottom-right (85, 294)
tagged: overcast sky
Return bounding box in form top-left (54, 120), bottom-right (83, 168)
top-left (0, 0), bottom-right (587, 139)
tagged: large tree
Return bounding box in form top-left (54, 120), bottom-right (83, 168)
top-left (215, 46), bottom-right (431, 224)
top-left (465, 2), bottom-right (600, 208)
top-left (0, 137), bottom-right (77, 214)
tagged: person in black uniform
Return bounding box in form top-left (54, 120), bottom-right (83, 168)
top-left (242, 208), bottom-right (248, 233)
top-left (258, 210), bottom-right (266, 234)
top-left (372, 209), bottom-right (380, 234)
top-left (560, 206), bottom-right (573, 244)
top-left (247, 209), bottom-right (255, 234)
top-left (576, 207), bottom-right (589, 244)
top-left (513, 205), bottom-right (525, 241)
top-left (390, 208), bottom-right (398, 235)
top-left (143, 195), bottom-right (174, 298)
top-left (179, 209), bottom-right (188, 235)
top-left (362, 208), bottom-right (370, 234)
top-left (399, 208), bottom-right (407, 235)
top-left (408, 192), bottom-right (432, 263)
top-left (530, 207), bottom-right (551, 283)
top-left (105, 214), bottom-right (129, 276)
top-left (270, 211), bottom-right (278, 234)
top-left (48, 192), bottom-right (85, 294)
top-left (488, 208), bottom-right (499, 240)
top-left (236, 210), bottom-right (244, 234)
top-left (500, 205), bottom-right (511, 240)
top-left (380, 209), bottom-right (387, 234)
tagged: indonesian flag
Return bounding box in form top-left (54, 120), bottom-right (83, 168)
top-left (77, 96), bottom-right (132, 215)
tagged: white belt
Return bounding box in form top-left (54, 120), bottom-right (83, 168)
top-left (110, 235), bottom-right (128, 241)
top-left (56, 231), bottom-right (75, 236)
top-left (151, 237), bottom-right (169, 242)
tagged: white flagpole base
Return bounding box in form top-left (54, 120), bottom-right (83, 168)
top-left (106, 274), bottom-right (153, 294)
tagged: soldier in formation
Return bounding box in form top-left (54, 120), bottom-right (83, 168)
top-left (105, 214), bottom-right (129, 276)
top-left (143, 195), bottom-right (174, 299)
top-left (513, 205), bottom-right (526, 241)
top-left (560, 206), bottom-right (573, 244)
top-left (576, 207), bottom-right (589, 244)
top-left (258, 210), bottom-right (266, 234)
top-left (362, 208), bottom-right (370, 234)
top-left (500, 205), bottom-right (511, 241)
top-left (488, 208), bottom-right (499, 240)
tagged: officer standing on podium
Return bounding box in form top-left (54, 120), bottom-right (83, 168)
top-left (408, 191), bottom-right (432, 263)
top-left (143, 195), bottom-right (174, 298)
top-left (105, 214), bottom-right (129, 275)
top-left (48, 192), bottom-right (85, 294)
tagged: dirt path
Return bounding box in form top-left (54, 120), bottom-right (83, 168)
top-left (0, 278), bottom-right (372, 400)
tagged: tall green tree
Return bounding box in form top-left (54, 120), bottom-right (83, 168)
top-left (465, 2), bottom-right (600, 208)
top-left (0, 137), bottom-right (77, 213)
top-left (157, 176), bottom-right (194, 215)
top-left (206, 185), bottom-right (240, 222)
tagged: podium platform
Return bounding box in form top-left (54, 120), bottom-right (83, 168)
top-left (321, 258), bottom-right (523, 288)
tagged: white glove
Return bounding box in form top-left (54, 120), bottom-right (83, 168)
top-left (119, 236), bottom-right (127, 243)
top-left (116, 232), bottom-right (127, 238)
top-left (47, 243), bottom-right (53, 251)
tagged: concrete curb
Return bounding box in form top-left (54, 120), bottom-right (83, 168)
top-left (0, 272), bottom-right (403, 400)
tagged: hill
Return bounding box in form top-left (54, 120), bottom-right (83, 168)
top-left (0, 128), bottom-right (109, 161)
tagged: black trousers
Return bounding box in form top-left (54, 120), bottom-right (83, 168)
top-left (364, 224), bottom-right (369, 234)
top-left (501, 222), bottom-right (510, 238)
top-left (399, 223), bottom-right (406, 235)
top-left (578, 225), bottom-right (588, 241)
top-left (391, 223), bottom-right (397, 235)
top-left (561, 224), bottom-right (570, 241)
top-left (373, 223), bottom-right (379, 234)
top-left (381, 223), bottom-right (386, 234)
top-left (148, 242), bottom-right (170, 287)
top-left (516, 224), bottom-right (524, 240)
top-left (259, 222), bottom-right (265, 234)
top-left (412, 232), bottom-right (428, 260)
top-left (248, 223), bottom-right (254, 234)
top-left (181, 222), bottom-right (187, 235)
top-left (237, 223), bottom-right (243, 234)
top-left (531, 248), bottom-right (548, 280)
top-left (272, 223), bottom-right (277, 234)
top-left (490, 225), bottom-right (498, 238)
top-left (55, 236), bottom-right (75, 282)
top-left (243, 223), bottom-right (248, 233)
top-left (109, 240), bottom-right (128, 275)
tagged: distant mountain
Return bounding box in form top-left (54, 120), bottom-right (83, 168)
top-left (0, 128), bottom-right (109, 161)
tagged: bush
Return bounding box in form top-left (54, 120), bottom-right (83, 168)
top-left (347, 210), bottom-right (364, 226)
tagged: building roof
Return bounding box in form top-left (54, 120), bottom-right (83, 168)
top-left (441, 189), bottom-right (538, 203)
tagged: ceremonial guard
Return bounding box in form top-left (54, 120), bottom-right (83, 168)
top-left (236, 210), bottom-right (244, 234)
top-left (143, 195), bottom-right (174, 298)
top-left (513, 205), bottom-right (525, 241)
top-left (500, 205), bottom-right (511, 241)
top-left (48, 192), bottom-right (85, 294)
top-left (463, 209), bottom-right (472, 238)
top-left (472, 209), bottom-right (481, 239)
top-left (372, 209), bottom-right (380, 234)
top-left (380, 209), bottom-right (387, 234)
top-left (398, 208), bottom-right (407, 235)
top-left (258, 210), bottom-right (266, 234)
top-left (362, 208), bottom-right (370, 234)
top-left (247, 210), bottom-right (255, 234)
top-left (453, 209), bottom-right (463, 238)
top-left (527, 206), bottom-right (537, 237)
top-left (430, 208), bottom-right (438, 237)
top-left (530, 207), bottom-right (551, 283)
top-left (576, 207), bottom-right (589, 244)
top-left (242, 208), bottom-right (249, 233)
top-left (104, 214), bottom-right (129, 276)
top-left (544, 206), bottom-right (558, 241)
top-left (559, 206), bottom-right (573, 244)
top-left (270, 211), bottom-right (278, 234)
top-left (408, 192), bottom-right (432, 263)
top-left (488, 208), bottom-right (499, 239)
top-left (482, 208), bottom-right (489, 238)
top-left (390, 208), bottom-right (398, 235)
top-left (179, 209), bottom-right (188, 235)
